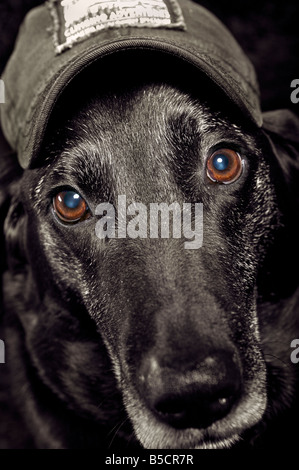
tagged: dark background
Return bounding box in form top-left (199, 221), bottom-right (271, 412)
top-left (0, 0), bottom-right (299, 114)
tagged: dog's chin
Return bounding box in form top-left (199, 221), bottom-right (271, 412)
top-left (122, 383), bottom-right (267, 449)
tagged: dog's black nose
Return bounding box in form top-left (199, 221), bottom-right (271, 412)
top-left (139, 350), bottom-right (242, 429)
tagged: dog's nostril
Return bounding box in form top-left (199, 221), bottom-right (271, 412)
top-left (153, 389), bottom-right (237, 429)
top-left (155, 397), bottom-right (186, 418)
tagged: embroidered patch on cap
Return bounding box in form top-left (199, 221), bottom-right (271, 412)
top-left (49, 0), bottom-right (186, 54)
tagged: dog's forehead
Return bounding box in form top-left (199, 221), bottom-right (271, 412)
top-left (46, 81), bottom-right (252, 159)
top-left (34, 46), bottom-right (260, 178)
top-left (34, 81), bottom-right (259, 205)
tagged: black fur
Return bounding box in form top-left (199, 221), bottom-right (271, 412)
top-left (0, 53), bottom-right (298, 449)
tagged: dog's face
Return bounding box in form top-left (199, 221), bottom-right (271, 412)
top-left (4, 57), bottom-right (297, 448)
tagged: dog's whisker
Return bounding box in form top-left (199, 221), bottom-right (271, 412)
top-left (264, 353), bottom-right (293, 368)
top-left (107, 417), bottom-right (131, 449)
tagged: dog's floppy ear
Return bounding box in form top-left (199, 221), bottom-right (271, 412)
top-left (0, 127), bottom-right (24, 276)
top-left (261, 110), bottom-right (299, 202)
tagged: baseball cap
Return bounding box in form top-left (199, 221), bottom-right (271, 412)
top-left (0, 0), bottom-right (262, 169)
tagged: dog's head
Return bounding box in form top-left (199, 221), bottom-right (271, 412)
top-left (2, 52), bottom-right (299, 448)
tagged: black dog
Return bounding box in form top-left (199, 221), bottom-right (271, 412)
top-left (0, 51), bottom-right (299, 449)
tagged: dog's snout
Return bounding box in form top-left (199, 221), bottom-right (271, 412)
top-left (139, 351), bottom-right (242, 429)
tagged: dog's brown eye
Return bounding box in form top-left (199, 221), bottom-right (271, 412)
top-left (206, 148), bottom-right (243, 184)
top-left (53, 190), bottom-right (90, 223)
